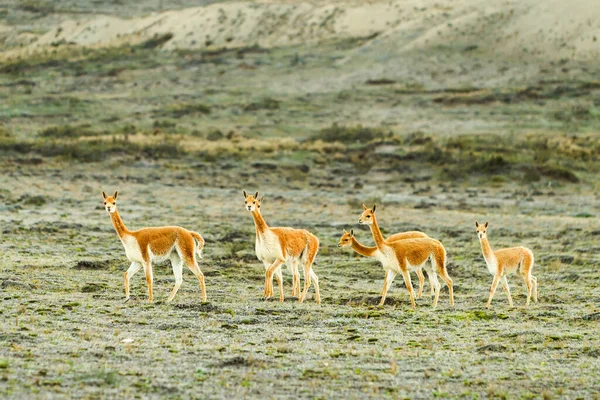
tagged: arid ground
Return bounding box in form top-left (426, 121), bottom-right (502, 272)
top-left (1, 1), bottom-right (599, 398)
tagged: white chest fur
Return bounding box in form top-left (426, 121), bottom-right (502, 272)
top-left (121, 235), bottom-right (143, 262)
top-left (375, 245), bottom-right (400, 272)
top-left (484, 256), bottom-right (498, 276)
top-left (255, 231), bottom-right (283, 263)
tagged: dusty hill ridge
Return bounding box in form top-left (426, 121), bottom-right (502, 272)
top-left (3, 0), bottom-right (599, 63)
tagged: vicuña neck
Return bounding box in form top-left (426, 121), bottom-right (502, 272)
top-left (110, 209), bottom-right (131, 239)
top-left (351, 237), bottom-right (378, 257)
top-left (369, 215), bottom-right (386, 250)
top-left (251, 209), bottom-right (269, 236)
top-left (479, 236), bottom-right (496, 263)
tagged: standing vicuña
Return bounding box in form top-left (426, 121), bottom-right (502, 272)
top-left (337, 228), bottom-right (436, 298)
top-left (475, 221), bottom-right (538, 308)
top-left (358, 204), bottom-right (454, 308)
top-left (103, 191), bottom-right (207, 303)
top-left (243, 191), bottom-right (320, 304)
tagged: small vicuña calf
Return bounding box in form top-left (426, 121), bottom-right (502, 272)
top-left (475, 221), bottom-right (538, 308)
top-left (103, 191), bottom-right (206, 303)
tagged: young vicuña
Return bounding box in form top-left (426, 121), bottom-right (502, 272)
top-left (243, 190), bottom-right (320, 304)
top-left (337, 228), bottom-right (435, 298)
top-left (358, 204), bottom-right (454, 309)
top-left (103, 191), bottom-right (207, 303)
top-left (475, 221), bottom-right (538, 308)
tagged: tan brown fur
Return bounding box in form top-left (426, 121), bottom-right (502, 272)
top-left (103, 191), bottom-right (206, 303)
top-left (337, 229), bottom-right (434, 298)
top-left (475, 221), bottom-right (538, 308)
top-left (243, 191), bottom-right (320, 304)
top-left (358, 204), bottom-right (454, 309)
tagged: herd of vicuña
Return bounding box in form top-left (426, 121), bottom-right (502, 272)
top-left (103, 190), bottom-right (538, 309)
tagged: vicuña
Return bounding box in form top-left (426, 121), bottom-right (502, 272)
top-left (103, 191), bottom-right (207, 303)
top-left (243, 190), bottom-right (320, 304)
top-left (337, 228), bottom-right (436, 298)
top-left (358, 204), bottom-right (454, 309)
top-left (475, 221), bottom-right (538, 308)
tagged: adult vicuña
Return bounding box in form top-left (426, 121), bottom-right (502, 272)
top-left (243, 190), bottom-right (320, 304)
top-left (103, 191), bottom-right (207, 303)
top-left (475, 221), bottom-right (538, 308)
top-left (358, 204), bottom-right (454, 309)
top-left (337, 228), bottom-right (435, 298)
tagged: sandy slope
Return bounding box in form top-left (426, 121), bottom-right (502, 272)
top-left (3, 0), bottom-right (599, 62)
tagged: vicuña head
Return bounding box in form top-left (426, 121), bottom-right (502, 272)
top-left (358, 204), bottom-right (377, 225)
top-left (103, 191), bottom-right (118, 213)
top-left (243, 190), bottom-right (263, 212)
top-left (475, 221), bottom-right (488, 239)
top-left (337, 229), bottom-right (355, 248)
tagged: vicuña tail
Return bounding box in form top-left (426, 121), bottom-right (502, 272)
top-left (190, 231), bottom-right (205, 259)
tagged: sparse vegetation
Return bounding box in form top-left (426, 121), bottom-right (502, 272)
top-left (243, 97), bottom-right (280, 112)
top-left (17, 0), bottom-right (55, 14)
top-left (0, 1), bottom-right (599, 398)
top-left (39, 124), bottom-right (99, 138)
top-left (154, 103), bottom-right (211, 118)
top-left (315, 123), bottom-right (393, 143)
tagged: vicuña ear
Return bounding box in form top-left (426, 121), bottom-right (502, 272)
top-left (362, 203), bottom-right (368, 210)
top-left (350, 229), bottom-right (354, 237)
top-left (254, 191), bottom-right (259, 199)
top-left (372, 204), bottom-right (377, 213)
top-left (243, 190), bottom-right (248, 198)
top-left (475, 221), bottom-right (479, 227)
top-left (484, 221), bottom-right (488, 228)
top-left (259, 196), bottom-right (264, 203)
top-left (113, 191), bottom-right (118, 200)
top-left (343, 229), bottom-right (348, 234)
top-left (102, 191), bottom-right (107, 199)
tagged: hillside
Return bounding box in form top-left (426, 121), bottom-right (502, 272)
top-left (3, 0), bottom-right (599, 63)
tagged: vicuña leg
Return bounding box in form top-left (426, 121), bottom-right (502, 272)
top-left (167, 253), bottom-right (184, 302)
top-left (522, 273), bottom-right (533, 307)
top-left (400, 268), bottom-right (416, 309)
top-left (438, 268), bottom-right (454, 307)
top-left (433, 252), bottom-right (453, 307)
top-left (291, 260), bottom-right (301, 297)
top-left (531, 275), bottom-right (538, 303)
top-left (379, 270), bottom-right (397, 306)
top-left (186, 257), bottom-right (207, 302)
top-left (486, 274), bottom-right (501, 308)
top-left (299, 237), bottom-right (320, 304)
top-left (381, 270), bottom-right (390, 295)
top-left (501, 276), bottom-right (513, 307)
top-left (143, 260), bottom-right (154, 303)
top-left (309, 269), bottom-right (320, 304)
top-left (429, 271), bottom-right (441, 308)
top-left (124, 262), bottom-right (142, 302)
top-left (416, 269), bottom-right (425, 298)
top-left (522, 251), bottom-right (535, 307)
top-left (275, 268), bottom-right (284, 302)
top-left (264, 259), bottom-right (284, 299)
